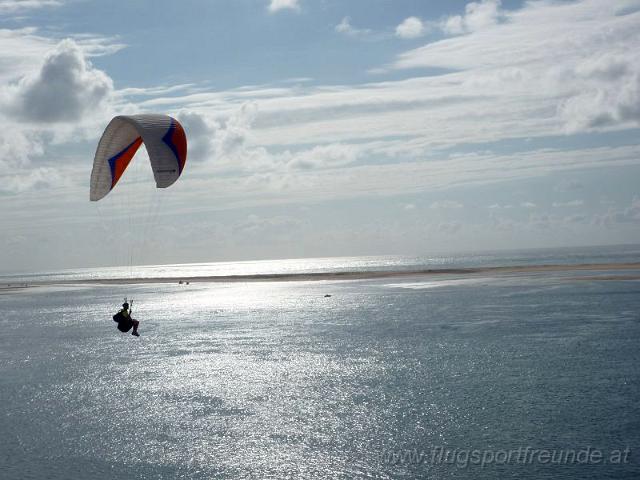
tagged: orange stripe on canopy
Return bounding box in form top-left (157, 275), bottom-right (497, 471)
top-left (111, 137), bottom-right (143, 188)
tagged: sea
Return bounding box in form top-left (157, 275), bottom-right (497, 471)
top-left (1, 245), bottom-right (640, 479)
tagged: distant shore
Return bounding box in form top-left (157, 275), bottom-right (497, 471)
top-left (3, 261), bottom-right (639, 290)
top-left (0, 284), bottom-right (31, 293)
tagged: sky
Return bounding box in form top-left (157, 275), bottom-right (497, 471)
top-left (0, 0), bottom-right (639, 272)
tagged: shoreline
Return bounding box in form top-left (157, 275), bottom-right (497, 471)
top-left (3, 261), bottom-right (639, 288)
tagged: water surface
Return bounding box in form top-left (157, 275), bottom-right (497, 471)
top-left (1, 263), bottom-right (639, 478)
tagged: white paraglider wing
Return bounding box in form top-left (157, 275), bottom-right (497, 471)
top-left (90, 114), bottom-right (187, 201)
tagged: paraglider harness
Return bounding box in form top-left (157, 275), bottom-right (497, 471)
top-left (113, 298), bottom-right (134, 332)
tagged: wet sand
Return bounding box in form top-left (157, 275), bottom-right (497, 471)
top-left (570, 274), bottom-right (640, 281)
top-left (4, 261), bottom-right (637, 288)
top-left (0, 285), bottom-right (31, 293)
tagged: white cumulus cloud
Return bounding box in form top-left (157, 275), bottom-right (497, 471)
top-left (396, 16), bottom-right (426, 39)
top-left (177, 103), bottom-right (258, 164)
top-left (268, 0), bottom-right (299, 13)
top-left (7, 39), bottom-right (113, 123)
top-left (335, 16), bottom-right (371, 37)
top-left (441, 0), bottom-right (504, 35)
top-left (558, 53), bottom-right (640, 132)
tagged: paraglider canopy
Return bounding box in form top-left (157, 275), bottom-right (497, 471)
top-left (90, 114), bottom-right (187, 201)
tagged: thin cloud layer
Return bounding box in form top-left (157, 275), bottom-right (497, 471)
top-left (0, 28), bottom-right (56, 83)
top-left (0, 0), bottom-right (61, 14)
top-left (0, 166), bottom-right (63, 194)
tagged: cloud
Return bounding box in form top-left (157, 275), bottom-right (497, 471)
top-left (68, 33), bottom-right (127, 57)
top-left (0, 167), bottom-right (64, 194)
top-left (396, 17), bottom-right (427, 39)
top-left (595, 196), bottom-right (640, 226)
top-left (176, 111), bottom-right (219, 163)
top-left (232, 214), bottom-right (303, 238)
top-left (520, 202), bottom-right (536, 209)
top-left (528, 213), bottom-right (552, 229)
top-left (492, 212), bottom-right (572, 232)
top-left (177, 111), bottom-right (219, 162)
top-left (558, 54), bottom-right (640, 132)
top-left (489, 195), bottom-right (639, 233)
top-left (563, 214), bottom-right (588, 224)
top-left (0, 125), bottom-right (43, 168)
top-left (489, 212), bottom-right (516, 231)
top-left (335, 17), bottom-right (371, 37)
top-left (391, 0), bottom-right (640, 135)
top-left (0, 28), bottom-right (124, 85)
top-left (402, 203), bottom-right (416, 210)
top-left (176, 102), bottom-right (259, 166)
top-left (554, 179), bottom-right (584, 192)
top-left (8, 39), bottom-right (113, 123)
top-left (217, 103), bottom-right (258, 155)
top-left (430, 200), bottom-right (463, 209)
top-left (284, 143), bottom-right (360, 170)
top-left (441, 0), bottom-right (504, 35)
top-left (437, 221), bottom-right (462, 234)
top-left (0, 0), bottom-right (62, 14)
top-left (268, 0), bottom-right (299, 13)
top-left (0, 32), bottom-right (126, 191)
top-left (1, 0), bottom-right (637, 210)
top-left (178, 105), bottom-right (364, 172)
top-left (134, 1), bottom-right (639, 155)
top-left (168, 143), bottom-right (640, 212)
top-left (488, 203), bottom-right (512, 209)
top-left (0, 28), bottom-right (57, 83)
top-left (119, 83), bottom-right (198, 98)
top-left (552, 200), bottom-right (584, 208)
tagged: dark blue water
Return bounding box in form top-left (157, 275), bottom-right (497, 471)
top-left (1, 269), bottom-right (639, 478)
